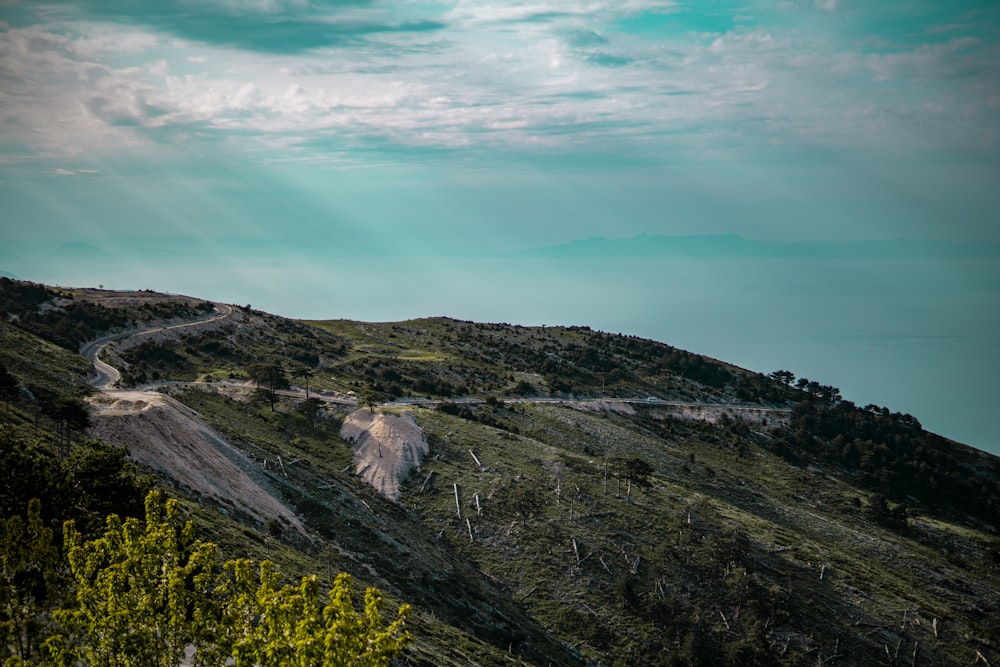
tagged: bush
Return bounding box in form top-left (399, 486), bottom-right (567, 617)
top-left (42, 491), bottom-right (412, 667)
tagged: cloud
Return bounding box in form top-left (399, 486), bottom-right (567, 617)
top-left (50, 168), bottom-right (99, 175)
top-left (1, 0), bottom-right (998, 169)
top-left (864, 36), bottom-right (997, 83)
top-left (445, 3), bottom-right (586, 26)
top-left (70, 29), bottom-right (161, 58)
top-left (38, 0), bottom-right (445, 53)
top-left (444, 0), bottom-right (679, 34)
top-left (567, 29), bottom-right (608, 47)
top-left (585, 52), bottom-right (632, 67)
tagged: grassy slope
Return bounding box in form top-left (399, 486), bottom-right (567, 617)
top-left (0, 320), bottom-right (92, 397)
top-left (164, 386), bottom-right (578, 666)
top-left (4, 284), bottom-right (998, 666)
top-left (397, 402), bottom-right (1000, 665)
top-left (304, 318), bottom-right (1000, 665)
top-left (171, 314), bottom-right (997, 665)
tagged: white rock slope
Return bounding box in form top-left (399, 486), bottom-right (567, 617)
top-left (89, 391), bottom-right (302, 530)
top-left (340, 409), bottom-right (428, 501)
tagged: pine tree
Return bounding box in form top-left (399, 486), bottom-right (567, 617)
top-left (0, 499), bottom-right (62, 664)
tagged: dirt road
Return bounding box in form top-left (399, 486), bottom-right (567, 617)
top-left (82, 303), bottom-right (234, 390)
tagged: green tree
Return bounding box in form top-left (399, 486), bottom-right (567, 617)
top-left (297, 397), bottom-right (324, 431)
top-left (247, 363), bottom-right (268, 390)
top-left (47, 491), bottom-right (219, 667)
top-left (51, 397), bottom-right (90, 456)
top-left (768, 369), bottom-right (794, 386)
top-left (248, 363), bottom-right (288, 402)
top-left (359, 387), bottom-right (381, 414)
top-left (292, 366), bottom-right (315, 399)
top-left (45, 491), bottom-right (411, 667)
top-left (868, 493), bottom-right (908, 530)
top-left (65, 440), bottom-right (148, 533)
top-left (0, 364), bottom-right (18, 418)
top-left (1, 499), bottom-right (62, 664)
top-left (0, 429), bottom-right (63, 520)
top-left (609, 457), bottom-right (654, 503)
top-left (206, 562), bottom-right (410, 667)
top-left (255, 364), bottom-right (289, 412)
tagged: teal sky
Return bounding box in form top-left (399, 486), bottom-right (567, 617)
top-left (1, 0), bottom-right (999, 249)
top-left (2, 1), bottom-right (1000, 453)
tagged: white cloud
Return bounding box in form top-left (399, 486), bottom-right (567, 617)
top-left (1, 1), bottom-right (997, 168)
top-left (50, 168), bottom-right (99, 176)
top-left (70, 28), bottom-right (160, 59)
top-left (445, 0), bottom-right (677, 26)
top-left (864, 37), bottom-right (990, 82)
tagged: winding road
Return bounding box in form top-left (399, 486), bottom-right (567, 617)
top-left (81, 304), bottom-right (790, 420)
top-left (82, 303), bottom-right (235, 391)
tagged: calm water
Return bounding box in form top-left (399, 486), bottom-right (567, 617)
top-left (17, 255), bottom-right (1000, 456)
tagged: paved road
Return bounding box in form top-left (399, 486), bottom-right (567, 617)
top-left (82, 303), bottom-right (234, 391)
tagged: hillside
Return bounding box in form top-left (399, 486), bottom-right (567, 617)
top-left (1, 277), bottom-right (999, 666)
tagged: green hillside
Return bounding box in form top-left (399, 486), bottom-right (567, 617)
top-left (1, 278), bottom-right (998, 666)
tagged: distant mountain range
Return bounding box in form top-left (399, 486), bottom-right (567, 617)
top-left (515, 234), bottom-right (1000, 259)
top-left (0, 237), bottom-right (406, 267)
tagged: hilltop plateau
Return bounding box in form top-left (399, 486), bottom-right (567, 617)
top-left (1, 277), bottom-right (998, 666)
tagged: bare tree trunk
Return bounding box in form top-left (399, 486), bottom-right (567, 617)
top-left (420, 471), bottom-right (434, 492)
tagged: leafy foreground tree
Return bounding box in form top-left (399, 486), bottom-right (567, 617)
top-left (1, 499), bottom-right (62, 665)
top-left (31, 491), bottom-right (410, 667)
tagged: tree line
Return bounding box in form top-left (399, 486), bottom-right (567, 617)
top-left (769, 397), bottom-right (1000, 527)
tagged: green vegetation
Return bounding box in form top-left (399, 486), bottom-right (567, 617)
top-left (0, 429), bottom-right (149, 532)
top-left (0, 279), bottom-right (213, 351)
top-left (307, 318), bottom-right (751, 401)
top-left (117, 309), bottom-right (347, 387)
top-left (401, 402), bottom-right (1000, 665)
top-left (161, 387), bottom-right (576, 666)
top-left (0, 321), bottom-right (91, 408)
top-left (3, 492), bottom-right (410, 666)
top-left (769, 397), bottom-right (1000, 527)
top-left (2, 279), bottom-right (998, 666)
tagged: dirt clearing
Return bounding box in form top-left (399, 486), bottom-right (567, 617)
top-left (88, 391), bottom-right (302, 531)
top-left (574, 400), bottom-right (637, 415)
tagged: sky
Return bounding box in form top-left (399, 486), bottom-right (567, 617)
top-left (1, 0), bottom-right (999, 452)
top-left (1, 0), bottom-right (999, 250)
